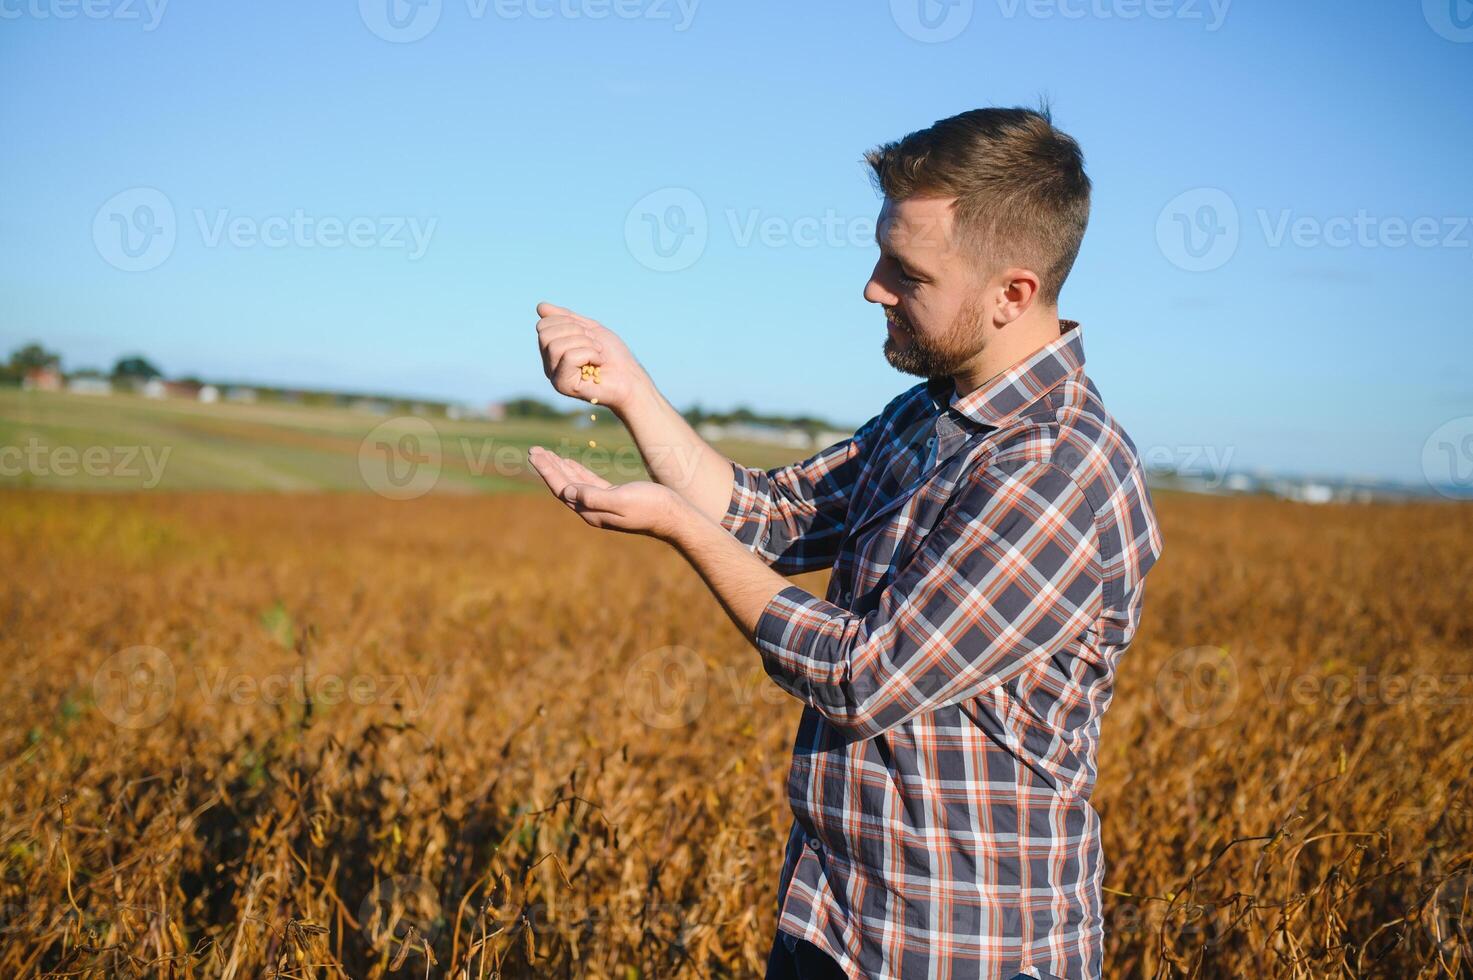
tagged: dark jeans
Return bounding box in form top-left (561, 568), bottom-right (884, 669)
top-left (765, 930), bottom-right (848, 980)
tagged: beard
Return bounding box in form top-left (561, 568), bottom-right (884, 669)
top-left (882, 292), bottom-right (988, 379)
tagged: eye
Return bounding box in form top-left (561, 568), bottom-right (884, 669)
top-left (889, 258), bottom-right (921, 285)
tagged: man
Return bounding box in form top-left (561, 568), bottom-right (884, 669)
top-left (529, 106), bottom-right (1163, 980)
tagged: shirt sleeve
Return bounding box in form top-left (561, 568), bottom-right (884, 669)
top-left (749, 461), bottom-right (1104, 740)
top-left (719, 411), bottom-right (884, 575)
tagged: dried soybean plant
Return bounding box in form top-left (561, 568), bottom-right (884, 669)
top-left (0, 489), bottom-right (1468, 977)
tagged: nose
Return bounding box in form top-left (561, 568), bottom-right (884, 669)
top-left (864, 258), bottom-right (898, 307)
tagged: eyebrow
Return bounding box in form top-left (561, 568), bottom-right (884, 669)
top-left (874, 227), bottom-right (931, 277)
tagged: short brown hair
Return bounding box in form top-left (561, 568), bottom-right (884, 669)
top-left (864, 105), bottom-right (1091, 305)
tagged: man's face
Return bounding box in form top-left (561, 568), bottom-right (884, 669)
top-left (864, 195), bottom-right (991, 379)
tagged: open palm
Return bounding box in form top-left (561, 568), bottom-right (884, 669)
top-left (527, 447), bottom-right (682, 539)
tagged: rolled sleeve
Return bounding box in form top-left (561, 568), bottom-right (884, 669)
top-left (715, 414), bottom-right (881, 574)
top-left (719, 459), bottom-right (764, 537)
top-left (752, 585), bottom-right (848, 705)
top-left (749, 462), bottom-right (1104, 740)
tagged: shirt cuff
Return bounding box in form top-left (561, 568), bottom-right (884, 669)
top-left (719, 460), bottom-right (759, 534)
top-left (753, 585), bottom-right (853, 702)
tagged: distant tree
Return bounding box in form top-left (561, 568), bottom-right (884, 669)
top-left (5, 343), bottom-right (61, 378)
top-left (112, 355), bottom-right (162, 380)
top-left (502, 397), bottom-right (566, 420)
top-left (674, 400), bottom-right (843, 434)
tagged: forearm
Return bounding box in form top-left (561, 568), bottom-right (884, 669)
top-left (616, 383), bottom-right (736, 523)
top-left (667, 507), bottom-right (791, 640)
top-left (666, 510), bottom-right (858, 726)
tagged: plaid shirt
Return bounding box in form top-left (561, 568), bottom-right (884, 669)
top-left (721, 322), bottom-right (1162, 980)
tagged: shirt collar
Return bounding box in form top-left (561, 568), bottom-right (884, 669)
top-left (925, 319), bottom-right (1085, 429)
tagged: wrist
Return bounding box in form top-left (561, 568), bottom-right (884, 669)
top-left (612, 374), bottom-right (662, 423)
top-left (662, 495), bottom-right (711, 551)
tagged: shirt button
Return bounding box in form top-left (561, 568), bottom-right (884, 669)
top-left (840, 590), bottom-right (853, 605)
top-left (806, 836), bottom-right (822, 851)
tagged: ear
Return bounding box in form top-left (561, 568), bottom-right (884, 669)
top-left (992, 267), bottom-right (1042, 327)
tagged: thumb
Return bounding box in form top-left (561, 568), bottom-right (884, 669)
top-left (564, 482), bottom-right (616, 511)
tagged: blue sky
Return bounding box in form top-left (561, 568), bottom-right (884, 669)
top-left (1, 0), bottom-right (1470, 485)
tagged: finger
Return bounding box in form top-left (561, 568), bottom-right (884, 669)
top-left (542, 333), bottom-right (603, 363)
top-left (580, 318), bottom-right (614, 344)
top-left (555, 480), bottom-right (613, 521)
top-left (529, 458), bottom-right (602, 509)
top-left (535, 322), bottom-right (595, 347)
top-left (527, 447), bottom-right (573, 500)
top-left (541, 336), bottom-right (601, 377)
top-left (560, 455), bottom-right (613, 489)
top-left (550, 346), bottom-right (602, 387)
top-left (535, 315), bottom-right (591, 336)
top-left (530, 452), bottom-right (611, 519)
top-left (536, 304), bottom-right (598, 331)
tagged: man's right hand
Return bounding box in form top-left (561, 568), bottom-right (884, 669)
top-left (535, 302), bottom-right (651, 416)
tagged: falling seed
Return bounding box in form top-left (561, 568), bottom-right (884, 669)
top-left (590, 397), bottom-right (599, 405)
top-left (589, 413), bottom-right (597, 422)
top-left (588, 440), bottom-right (597, 448)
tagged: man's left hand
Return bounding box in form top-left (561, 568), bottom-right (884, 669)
top-left (527, 446), bottom-right (691, 541)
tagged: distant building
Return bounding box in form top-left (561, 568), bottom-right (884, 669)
top-left (696, 421), bottom-right (816, 449)
top-left (349, 398), bottom-right (391, 415)
top-left (443, 402), bottom-right (501, 421)
top-left (198, 385), bottom-right (220, 404)
top-left (173, 381), bottom-right (202, 399)
top-left (1288, 482), bottom-right (1334, 505)
top-left (112, 374), bottom-right (152, 395)
top-left (144, 379), bottom-right (203, 400)
top-left (67, 377), bottom-right (113, 396)
top-left (224, 386), bottom-right (258, 404)
top-left (1224, 473), bottom-right (1254, 493)
top-left (22, 367), bottom-right (63, 392)
top-left (812, 430), bottom-right (852, 449)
